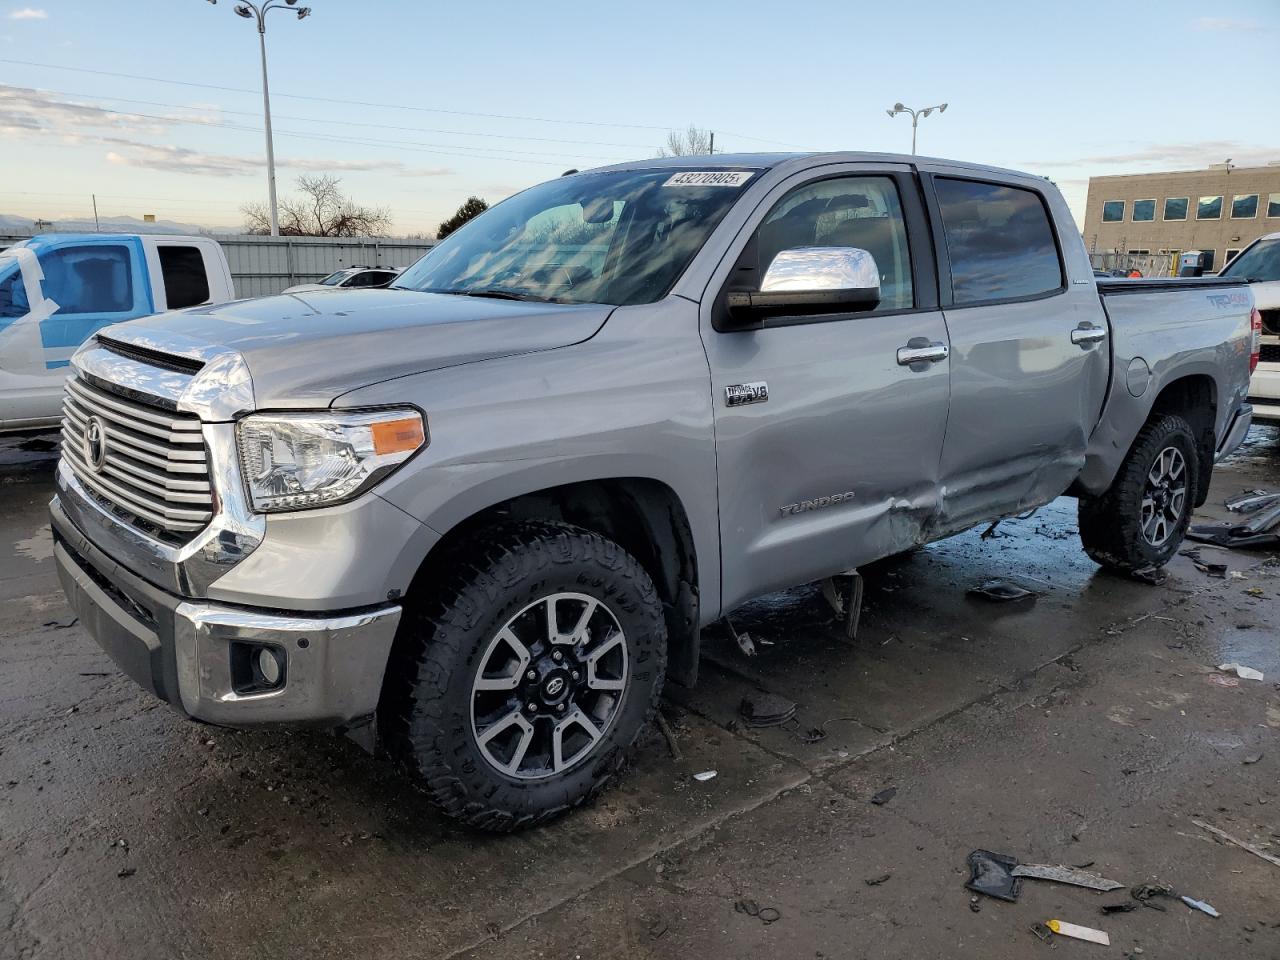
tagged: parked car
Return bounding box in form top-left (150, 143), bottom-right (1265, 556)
top-left (0, 234), bottom-right (234, 434)
top-left (1217, 232), bottom-right (1280, 424)
top-left (281, 266), bottom-right (399, 294)
top-left (50, 153), bottom-right (1257, 831)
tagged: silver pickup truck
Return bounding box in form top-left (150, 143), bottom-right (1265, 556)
top-left (50, 153), bottom-right (1258, 830)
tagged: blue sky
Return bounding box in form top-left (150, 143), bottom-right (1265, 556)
top-left (1, 0), bottom-right (1276, 234)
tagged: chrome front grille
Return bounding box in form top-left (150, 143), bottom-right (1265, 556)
top-left (60, 375), bottom-right (214, 538)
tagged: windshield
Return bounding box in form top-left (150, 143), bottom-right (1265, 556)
top-left (319, 270), bottom-right (356, 286)
top-left (1220, 239), bottom-right (1280, 281)
top-left (394, 168), bottom-right (756, 306)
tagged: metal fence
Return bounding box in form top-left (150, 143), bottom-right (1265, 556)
top-left (1, 233), bottom-right (435, 299)
top-left (1089, 251), bottom-right (1176, 278)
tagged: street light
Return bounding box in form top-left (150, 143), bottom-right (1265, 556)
top-left (206, 0), bottom-right (312, 236)
top-left (885, 101), bottom-right (948, 156)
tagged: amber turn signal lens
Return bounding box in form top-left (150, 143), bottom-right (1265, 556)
top-left (371, 416), bottom-right (426, 455)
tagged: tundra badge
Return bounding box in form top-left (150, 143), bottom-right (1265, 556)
top-left (725, 381), bottom-right (769, 407)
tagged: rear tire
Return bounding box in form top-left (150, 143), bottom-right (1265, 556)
top-left (378, 520), bottom-right (667, 832)
top-left (1078, 413), bottom-right (1199, 572)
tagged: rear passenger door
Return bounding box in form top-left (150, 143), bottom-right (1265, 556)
top-left (922, 172), bottom-right (1109, 533)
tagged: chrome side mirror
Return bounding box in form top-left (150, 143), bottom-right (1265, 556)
top-left (727, 246), bottom-right (881, 321)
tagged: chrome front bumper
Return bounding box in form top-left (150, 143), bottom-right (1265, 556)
top-left (52, 495), bottom-right (401, 727)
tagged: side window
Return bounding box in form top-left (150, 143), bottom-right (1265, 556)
top-left (158, 246), bottom-right (211, 309)
top-left (933, 178), bottom-right (1064, 305)
top-left (752, 176), bottom-right (914, 312)
top-left (0, 266), bottom-right (29, 319)
top-left (40, 244), bottom-right (136, 314)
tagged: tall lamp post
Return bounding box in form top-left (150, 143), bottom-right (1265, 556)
top-left (207, 0), bottom-right (311, 236)
top-left (885, 102), bottom-right (948, 155)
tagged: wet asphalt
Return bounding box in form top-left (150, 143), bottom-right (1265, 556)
top-left (2, 428), bottom-right (1279, 960)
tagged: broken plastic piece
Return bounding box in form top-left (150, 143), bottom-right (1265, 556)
top-left (1186, 523), bottom-right (1280, 550)
top-left (1224, 490), bottom-right (1279, 514)
top-left (1045, 920), bottom-right (1109, 945)
top-left (967, 579), bottom-right (1036, 602)
top-left (870, 786), bottom-right (897, 806)
top-left (1100, 902), bottom-right (1137, 915)
top-left (693, 770), bottom-right (717, 782)
top-left (739, 692), bottom-right (798, 728)
top-left (1218, 662), bottom-right (1264, 681)
top-left (1029, 922), bottom-right (1054, 943)
top-left (1011, 863), bottom-right (1124, 892)
top-left (821, 572), bottom-right (864, 641)
top-left (724, 617), bottom-right (756, 657)
top-left (965, 849), bottom-right (1021, 902)
top-left (1180, 896), bottom-right (1219, 918)
top-left (1130, 566), bottom-right (1168, 586)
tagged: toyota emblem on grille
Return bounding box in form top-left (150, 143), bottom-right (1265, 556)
top-left (83, 416), bottom-right (108, 472)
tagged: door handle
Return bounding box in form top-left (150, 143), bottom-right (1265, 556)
top-left (1071, 325), bottom-right (1108, 346)
top-left (896, 340), bottom-right (950, 366)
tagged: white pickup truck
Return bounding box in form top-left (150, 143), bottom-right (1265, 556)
top-left (0, 234), bottom-right (234, 434)
top-left (1219, 232), bottom-right (1280, 423)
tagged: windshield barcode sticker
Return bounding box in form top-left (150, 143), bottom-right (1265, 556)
top-left (664, 171), bottom-right (754, 187)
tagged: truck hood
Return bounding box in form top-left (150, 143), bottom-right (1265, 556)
top-left (101, 288), bottom-right (613, 409)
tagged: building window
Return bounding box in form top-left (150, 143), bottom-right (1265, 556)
top-left (1163, 197), bottom-right (1188, 221)
top-left (1197, 196), bottom-right (1222, 220)
top-left (1127, 249), bottom-right (1151, 255)
top-left (1132, 199), bottom-right (1155, 222)
top-left (1223, 248), bottom-right (1242, 267)
top-left (1101, 200), bottom-right (1125, 222)
top-left (1269, 193), bottom-right (1280, 218)
top-left (1231, 195), bottom-right (1259, 219)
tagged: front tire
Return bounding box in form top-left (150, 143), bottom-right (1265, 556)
top-left (1078, 413), bottom-right (1199, 572)
top-left (379, 521), bottom-right (667, 831)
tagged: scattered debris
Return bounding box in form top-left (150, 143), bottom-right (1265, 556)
top-left (965, 850), bottom-right (1021, 902)
top-left (864, 873), bottom-right (891, 886)
top-left (724, 617), bottom-right (756, 657)
top-left (1243, 753), bottom-right (1263, 765)
top-left (733, 899), bottom-right (780, 925)
top-left (870, 786), bottom-right (897, 806)
top-left (1187, 499), bottom-right (1280, 550)
top-left (1029, 922), bottom-right (1054, 943)
top-left (693, 770), bottom-right (717, 782)
top-left (1046, 919), bottom-right (1110, 945)
top-left (739, 692), bottom-right (798, 728)
top-left (1129, 566), bottom-right (1168, 586)
top-left (967, 579), bottom-right (1036, 602)
top-left (1218, 662), bottom-right (1264, 682)
top-left (821, 572), bottom-right (865, 640)
top-left (1194, 560), bottom-right (1228, 578)
top-left (1224, 490), bottom-right (1278, 513)
top-left (646, 918), bottom-right (669, 940)
top-left (1191, 818), bottom-right (1280, 870)
top-left (1011, 863), bottom-right (1124, 892)
top-left (42, 618), bottom-right (78, 629)
top-left (1132, 882), bottom-right (1177, 910)
top-left (969, 896), bottom-right (982, 913)
top-left (1180, 896), bottom-right (1220, 918)
top-left (655, 713), bottom-right (682, 761)
top-left (116, 867), bottom-right (136, 879)
top-left (1245, 587), bottom-right (1265, 597)
top-left (1208, 674), bottom-right (1241, 689)
top-left (1101, 902), bottom-right (1138, 915)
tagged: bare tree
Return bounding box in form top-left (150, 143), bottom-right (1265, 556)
top-left (658, 125), bottom-right (714, 157)
top-left (242, 175), bottom-right (392, 237)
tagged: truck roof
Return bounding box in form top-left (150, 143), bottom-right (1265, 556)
top-left (10, 233), bottom-right (214, 247)
top-left (587, 151), bottom-right (1049, 183)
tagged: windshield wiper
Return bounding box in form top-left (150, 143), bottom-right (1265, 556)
top-left (460, 288), bottom-right (559, 303)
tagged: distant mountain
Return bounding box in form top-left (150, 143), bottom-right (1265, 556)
top-left (0, 213), bottom-right (242, 237)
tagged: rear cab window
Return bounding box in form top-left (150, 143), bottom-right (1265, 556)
top-left (932, 178), bottom-right (1064, 305)
top-left (158, 245), bottom-right (211, 309)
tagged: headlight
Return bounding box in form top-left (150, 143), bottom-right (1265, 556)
top-left (236, 409), bottom-right (426, 513)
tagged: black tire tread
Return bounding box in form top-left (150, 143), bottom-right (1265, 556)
top-left (379, 519), bottom-right (666, 832)
top-left (1078, 413), bottom-right (1199, 572)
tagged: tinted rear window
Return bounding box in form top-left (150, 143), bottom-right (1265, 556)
top-left (934, 178), bottom-right (1064, 305)
top-left (158, 246), bottom-right (210, 309)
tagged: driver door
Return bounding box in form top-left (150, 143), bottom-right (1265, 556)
top-left (700, 165), bottom-right (953, 612)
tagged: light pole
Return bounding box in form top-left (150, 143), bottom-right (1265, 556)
top-left (207, 0), bottom-right (311, 236)
top-left (885, 102), bottom-right (948, 155)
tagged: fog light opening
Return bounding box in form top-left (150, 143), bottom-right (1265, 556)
top-left (257, 646), bottom-right (283, 686)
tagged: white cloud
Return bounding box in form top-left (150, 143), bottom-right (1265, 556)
top-left (7, 7), bottom-right (47, 20)
top-left (1028, 141), bottom-right (1280, 171)
top-left (1194, 16), bottom-right (1260, 31)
